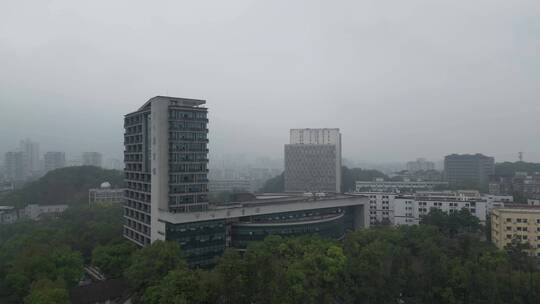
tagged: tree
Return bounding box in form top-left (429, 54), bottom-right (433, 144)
top-left (23, 279), bottom-right (69, 304)
top-left (259, 173), bottom-right (284, 193)
top-left (92, 241), bottom-right (136, 278)
top-left (142, 268), bottom-right (214, 304)
top-left (124, 241), bottom-right (186, 291)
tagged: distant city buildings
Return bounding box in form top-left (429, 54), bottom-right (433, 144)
top-left (489, 172), bottom-right (540, 200)
top-left (20, 139), bottom-right (40, 175)
top-left (44, 151), bottom-right (66, 173)
top-left (355, 178), bottom-right (448, 193)
top-left (82, 152), bottom-right (103, 167)
top-left (4, 151), bottom-right (28, 182)
top-left (491, 205), bottom-right (540, 257)
top-left (284, 128), bottom-right (342, 193)
top-left (0, 206), bottom-right (18, 224)
top-left (406, 158), bottom-right (435, 173)
top-left (89, 182), bottom-right (125, 205)
top-left (0, 203), bottom-right (69, 224)
top-left (122, 97), bottom-right (368, 266)
top-left (444, 154), bottom-right (495, 188)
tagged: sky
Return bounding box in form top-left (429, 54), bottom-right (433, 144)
top-left (1, 0), bottom-right (539, 164)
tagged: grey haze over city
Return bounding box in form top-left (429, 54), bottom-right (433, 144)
top-left (1, 0), bottom-right (539, 165)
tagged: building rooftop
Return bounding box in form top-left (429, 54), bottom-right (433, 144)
top-left (138, 96), bottom-right (206, 111)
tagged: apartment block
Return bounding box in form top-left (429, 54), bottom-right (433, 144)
top-left (491, 206), bottom-right (540, 256)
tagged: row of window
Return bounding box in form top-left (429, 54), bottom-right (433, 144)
top-left (169, 110), bottom-right (207, 120)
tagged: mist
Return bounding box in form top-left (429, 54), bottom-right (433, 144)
top-left (1, 0), bottom-right (539, 164)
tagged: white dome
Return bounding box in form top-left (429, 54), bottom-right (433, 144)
top-left (100, 182), bottom-right (112, 189)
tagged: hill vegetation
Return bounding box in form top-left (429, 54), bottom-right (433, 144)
top-left (495, 161), bottom-right (540, 177)
top-left (1, 166), bottom-right (124, 208)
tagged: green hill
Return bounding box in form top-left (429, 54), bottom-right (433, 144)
top-left (1, 166), bottom-right (124, 208)
top-left (495, 161), bottom-right (540, 177)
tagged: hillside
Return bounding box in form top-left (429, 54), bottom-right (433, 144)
top-left (495, 161), bottom-right (540, 177)
top-left (1, 166), bottom-right (124, 208)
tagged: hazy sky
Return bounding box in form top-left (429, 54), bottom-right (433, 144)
top-left (1, 0), bottom-right (539, 164)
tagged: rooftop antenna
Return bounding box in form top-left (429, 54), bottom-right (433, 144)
top-left (518, 151), bottom-right (524, 162)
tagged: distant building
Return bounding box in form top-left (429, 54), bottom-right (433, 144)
top-left (20, 139), bottom-right (40, 175)
top-left (82, 152), bottom-right (103, 167)
top-left (0, 206), bottom-right (18, 224)
top-left (89, 182), bottom-right (125, 205)
top-left (44, 151), bottom-right (66, 173)
top-left (0, 181), bottom-right (14, 194)
top-left (355, 179), bottom-right (448, 192)
top-left (491, 206), bottom-right (540, 257)
top-left (357, 190), bottom-right (491, 226)
top-left (4, 151), bottom-right (28, 182)
top-left (406, 158), bottom-right (435, 173)
top-left (209, 179), bottom-right (252, 193)
top-left (284, 128), bottom-right (342, 193)
top-left (444, 154), bottom-right (495, 187)
top-left (20, 204), bottom-right (68, 220)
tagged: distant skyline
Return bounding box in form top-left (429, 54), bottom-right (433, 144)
top-left (1, 0), bottom-right (539, 163)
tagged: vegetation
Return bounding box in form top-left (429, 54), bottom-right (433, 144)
top-left (495, 161), bottom-right (540, 177)
top-left (2, 199), bottom-right (539, 304)
top-left (259, 172), bottom-right (284, 193)
top-left (0, 205), bottom-right (126, 303)
top-left (1, 166), bottom-right (124, 208)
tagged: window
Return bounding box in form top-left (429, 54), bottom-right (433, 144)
top-left (507, 218), bottom-right (512, 222)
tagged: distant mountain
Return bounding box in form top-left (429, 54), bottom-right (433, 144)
top-left (1, 166), bottom-right (124, 208)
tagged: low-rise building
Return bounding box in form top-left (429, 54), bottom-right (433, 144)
top-left (355, 179), bottom-right (448, 193)
top-left (356, 190), bottom-right (489, 226)
top-left (0, 206), bottom-right (18, 224)
top-left (89, 182), bottom-right (125, 205)
top-left (491, 206), bottom-right (540, 257)
top-left (21, 204), bottom-right (68, 220)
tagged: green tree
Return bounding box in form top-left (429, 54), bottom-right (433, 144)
top-left (92, 241), bottom-right (136, 278)
top-left (124, 241), bottom-right (186, 291)
top-left (23, 279), bottom-right (69, 304)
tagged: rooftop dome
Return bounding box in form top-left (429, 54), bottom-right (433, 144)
top-left (100, 182), bottom-right (112, 189)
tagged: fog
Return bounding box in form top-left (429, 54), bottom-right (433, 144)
top-left (1, 0), bottom-right (539, 164)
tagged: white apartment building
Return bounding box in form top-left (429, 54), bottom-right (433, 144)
top-left (89, 182), bottom-right (125, 205)
top-left (356, 179), bottom-right (448, 192)
top-left (357, 191), bottom-right (489, 226)
top-left (21, 204), bottom-right (68, 220)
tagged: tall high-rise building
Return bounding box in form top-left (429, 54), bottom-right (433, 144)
top-left (444, 154), bottom-right (495, 188)
top-left (284, 128), bottom-right (342, 193)
top-left (123, 96), bottom-right (210, 246)
top-left (82, 152), bottom-right (103, 167)
top-left (19, 139), bottom-right (40, 174)
top-left (123, 97), bottom-right (368, 266)
top-left (4, 151), bottom-right (28, 182)
top-left (44, 152), bottom-right (66, 173)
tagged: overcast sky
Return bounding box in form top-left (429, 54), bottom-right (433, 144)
top-left (1, 0), bottom-right (539, 164)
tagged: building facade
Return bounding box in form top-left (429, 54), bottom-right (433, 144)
top-left (20, 204), bottom-right (68, 220)
top-left (406, 158), bottom-right (435, 173)
top-left (44, 151), bottom-right (66, 173)
top-left (82, 152), bottom-right (103, 167)
top-left (20, 139), bottom-right (40, 175)
top-left (491, 206), bottom-right (540, 257)
top-left (4, 151), bottom-right (28, 182)
top-left (444, 154), bottom-right (495, 188)
top-left (89, 182), bottom-right (125, 205)
top-left (355, 179), bottom-right (448, 192)
top-left (209, 179), bottom-right (251, 193)
top-left (284, 128), bottom-right (342, 193)
top-left (357, 190), bottom-right (489, 226)
top-left (122, 97), bottom-right (368, 266)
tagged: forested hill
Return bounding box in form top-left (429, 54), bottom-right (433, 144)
top-left (1, 166), bottom-right (124, 208)
top-left (495, 161), bottom-right (540, 177)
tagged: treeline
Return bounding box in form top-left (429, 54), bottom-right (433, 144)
top-left (0, 205), bottom-right (128, 303)
top-left (495, 161), bottom-right (540, 177)
top-left (1, 166), bottom-right (124, 208)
